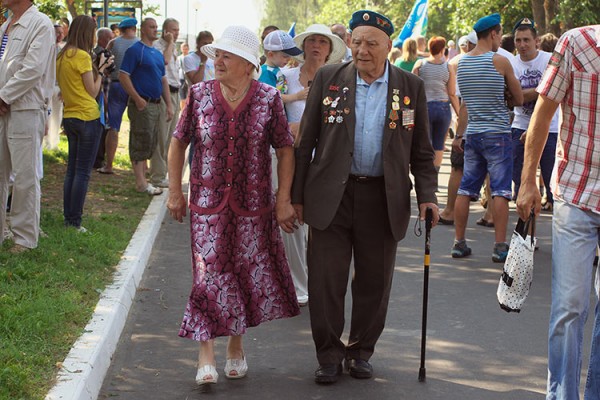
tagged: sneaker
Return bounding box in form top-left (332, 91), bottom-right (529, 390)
top-left (451, 240), bottom-right (472, 258)
top-left (76, 226), bottom-right (90, 234)
top-left (492, 242), bottom-right (509, 263)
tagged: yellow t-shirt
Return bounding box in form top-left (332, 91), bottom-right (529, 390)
top-left (56, 48), bottom-right (100, 121)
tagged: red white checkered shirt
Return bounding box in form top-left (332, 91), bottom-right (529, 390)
top-left (537, 25), bottom-right (600, 213)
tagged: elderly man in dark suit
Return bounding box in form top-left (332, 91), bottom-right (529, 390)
top-left (292, 10), bottom-right (439, 384)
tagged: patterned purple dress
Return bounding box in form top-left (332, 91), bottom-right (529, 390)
top-left (173, 80), bottom-right (300, 341)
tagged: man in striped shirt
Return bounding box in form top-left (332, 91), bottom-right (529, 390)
top-left (517, 25), bottom-right (600, 400)
top-left (451, 13), bottom-right (523, 262)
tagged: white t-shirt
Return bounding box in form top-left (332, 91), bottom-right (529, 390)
top-left (183, 52), bottom-right (215, 84)
top-left (512, 50), bottom-right (559, 132)
top-left (281, 66), bottom-right (306, 123)
top-left (153, 38), bottom-right (179, 87)
top-left (496, 47), bottom-right (517, 76)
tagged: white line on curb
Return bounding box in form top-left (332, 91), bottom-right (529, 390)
top-left (45, 192), bottom-right (168, 400)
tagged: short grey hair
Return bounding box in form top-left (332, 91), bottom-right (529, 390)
top-left (97, 27), bottom-right (112, 41)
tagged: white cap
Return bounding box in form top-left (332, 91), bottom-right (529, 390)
top-left (263, 30), bottom-right (303, 56)
top-left (201, 25), bottom-right (261, 70)
top-left (458, 35), bottom-right (469, 47)
top-left (467, 30), bottom-right (478, 45)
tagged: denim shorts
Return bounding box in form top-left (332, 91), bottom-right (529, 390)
top-left (458, 132), bottom-right (513, 200)
top-left (107, 82), bottom-right (129, 131)
top-left (427, 101), bottom-right (452, 151)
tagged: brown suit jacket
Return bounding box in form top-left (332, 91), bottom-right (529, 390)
top-left (291, 61), bottom-right (437, 241)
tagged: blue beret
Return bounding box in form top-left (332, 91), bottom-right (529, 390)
top-left (473, 13), bottom-right (501, 33)
top-left (118, 18), bottom-right (137, 29)
top-left (349, 10), bottom-right (394, 37)
top-left (513, 17), bottom-right (535, 34)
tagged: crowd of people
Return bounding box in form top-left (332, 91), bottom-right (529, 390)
top-left (1, 1), bottom-right (599, 398)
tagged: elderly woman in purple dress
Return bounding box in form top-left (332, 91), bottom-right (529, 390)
top-left (166, 25), bottom-right (300, 387)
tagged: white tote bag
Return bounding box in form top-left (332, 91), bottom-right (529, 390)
top-left (497, 212), bottom-right (536, 313)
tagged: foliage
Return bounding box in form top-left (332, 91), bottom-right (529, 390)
top-left (261, 0), bottom-right (599, 42)
top-left (0, 136), bottom-right (150, 399)
top-left (36, 0), bottom-right (65, 21)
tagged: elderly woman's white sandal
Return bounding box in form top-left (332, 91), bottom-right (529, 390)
top-left (196, 364), bottom-right (219, 385)
top-left (224, 356), bottom-right (248, 379)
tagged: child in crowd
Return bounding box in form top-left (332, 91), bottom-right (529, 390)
top-left (258, 30), bottom-right (302, 96)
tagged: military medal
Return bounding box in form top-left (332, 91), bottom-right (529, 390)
top-left (328, 115), bottom-right (336, 123)
top-left (344, 107), bottom-right (350, 115)
top-left (403, 96), bottom-right (410, 106)
top-left (402, 108), bottom-right (415, 128)
top-left (392, 102), bottom-right (400, 110)
top-left (323, 96), bottom-right (333, 106)
top-left (336, 116), bottom-right (343, 123)
top-left (389, 121), bottom-right (397, 129)
top-left (393, 95), bottom-right (400, 102)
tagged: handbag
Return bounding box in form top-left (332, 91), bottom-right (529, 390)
top-left (497, 211), bottom-right (536, 313)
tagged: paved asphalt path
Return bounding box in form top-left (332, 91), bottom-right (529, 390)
top-left (99, 155), bottom-right (595, 400)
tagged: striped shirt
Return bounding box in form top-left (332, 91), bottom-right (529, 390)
top-left (420, 60), bottom-right (449, 102)
top-left (0, 31), bottom-right (7, 60)
top-left (457, 51), bottom-right (511, 135)
top-left (537, 25), bottom-right (600, 212)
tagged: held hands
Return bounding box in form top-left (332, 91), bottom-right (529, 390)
top-left (167, 190), bottom-right (187, 223)
top-left (276, 196), bottom-right (299, 233)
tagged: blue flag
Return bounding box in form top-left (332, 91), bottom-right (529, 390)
top-left (393, 0), bottom-right (428, 48)
top-left (288, 22), bottom-right (296, 38)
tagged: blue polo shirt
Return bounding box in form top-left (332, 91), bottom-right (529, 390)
top-left (120, 41), bottom-right (165, 99)
top-left (351, 62), bottom-right (389, 177)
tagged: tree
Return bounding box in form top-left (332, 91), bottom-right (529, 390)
top-left (261, 0), bottom-right (600, 42)
top-left (36, 0), bottom-right (66, 21)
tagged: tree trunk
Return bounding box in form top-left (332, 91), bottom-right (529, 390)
top-left (531, 0), bottom-right (546, 33)
top-left (65, 0), bottom-right (78, 19)
top-left (544, 0), bottom-right (560, 35)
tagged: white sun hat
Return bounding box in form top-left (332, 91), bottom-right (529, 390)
top-left (293, 24), bottom-right (347, 64)
top-left (201, 25), bottom-right (261, 70)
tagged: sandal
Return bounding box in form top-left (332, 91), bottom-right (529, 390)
top-left (138, 183), bottom-right (163, 196)
top-left (438, 216), bottom-right (454, 225)
top-left (476, 217), bottom-right (494, 228)
top-left (224, 356), bottom-right (248, 379)
top-left (96, 167), bottom-right (114, 175)
top-left (195, 364), bottom-right (218, 385)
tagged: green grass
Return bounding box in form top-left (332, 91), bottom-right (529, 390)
top-left (0, 136), bottom-right (151, 400)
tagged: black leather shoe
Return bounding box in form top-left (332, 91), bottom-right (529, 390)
top-left (314, 363), bottom-right (342, 384)
top-left (345, 358), bottom-right (373, 379)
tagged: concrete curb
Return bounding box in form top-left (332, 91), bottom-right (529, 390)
top-left (45, 192), bottom-right (168, 400)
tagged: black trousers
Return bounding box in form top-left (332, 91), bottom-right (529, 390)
top-left (307, 178), bottom-right (398, 365)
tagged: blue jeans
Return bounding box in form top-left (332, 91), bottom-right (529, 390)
top-left (63, 118), bottom-right (103, 228)
top-left (458, 132), bottom-right (513, 200)
top-left (512, 128), bottom-right (557, 203)
top-left (548, 199), bottom-right (600, 399)
top-left (427, 101), bottom-right (452, 151)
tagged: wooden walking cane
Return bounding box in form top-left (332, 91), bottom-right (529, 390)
top-left (418, 207), bottom-right (433, 382)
